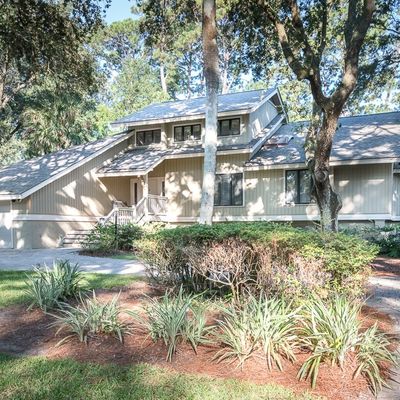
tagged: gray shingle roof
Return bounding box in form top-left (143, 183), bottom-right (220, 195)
top-left (97, 141), bottom-right (259, 175)
top-left (0, 132), bottom-right (130, 198)
top-left (247, 111), bottom-right (400, 167)
top-left (112, 88), bottom-right (276, 126)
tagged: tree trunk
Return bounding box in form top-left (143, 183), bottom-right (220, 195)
top-left (311, 111), bottom-right (342, 231)
top-left (160, 64), bottom-right (168, 95)
top-left (199, 0), bottom-right (220, 225)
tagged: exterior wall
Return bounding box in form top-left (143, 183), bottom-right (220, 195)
top-left (13, 138), bottom-right (130, 217)
top-left (249, 101), bottom-right (278, 137)
top-left (164, 158), bottom-right (393, 222)
top-left (334, 164), bottom-right (392, 215)
top-left (0, 201), bottom-right (12, 248)
top-left (393, 174), bottom-right (400, 217)
top-left (13, 220), bottom-right (94, 249)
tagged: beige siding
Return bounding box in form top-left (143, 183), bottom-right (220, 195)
top-left (392, 174), bottom-right (400, 216)
top-left (13, 220), bottom-right (94, 249)
top-left (249, 101), bottom-right (278, 137)
top-left (165, 158), bottom-right (393, 221)
top-left (334, 164), bottom-right (392, 215)
top-left (17, 139), bottom-right (130, 217)
top-left (0, 201), bottom-right (12, 248)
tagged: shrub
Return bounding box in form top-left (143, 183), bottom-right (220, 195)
top-left (137, 222), bottom-right (378, 299)
top-left (50, 291), bottom-right (127, 345)
top-left (214, 295), bottom-right (299, 369)
top-left (298, 296), bottom-right (398, 394)
top-left (82, 223), bottom-right (143, 254)
top-left (344, 224), bottom-right (400, 258)
top-left (129, 287), bottom-right (211, 361)
top-left (25, 260), bottom-right (83, 311)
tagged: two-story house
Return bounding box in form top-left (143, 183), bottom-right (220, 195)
top-left (0, 88), bottom-right (399, 248)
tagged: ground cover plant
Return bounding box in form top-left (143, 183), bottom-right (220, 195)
top-left (25, 260), bottom-right (84, 311)
top-left (129, 287), bottom-right (211, 361)
top-left (82, 223), bottom-right (143, 255)
top-left (0, 269), bottom-right (138, 309)
top-left (137, 222), bottom-right (378, 300)
top-left (51, 292), bottom-right (128, 345)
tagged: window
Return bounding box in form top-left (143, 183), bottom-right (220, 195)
top-left (214, 173), bottom-right (243, 206)
top-left (218, 118), bottom-right (240, 136)
top-left (136, 129), bottom-right (161, 146)
top-left (285, 170), bottom-right (312, 204)
top-left (174, 124), bottom-right (201, 142)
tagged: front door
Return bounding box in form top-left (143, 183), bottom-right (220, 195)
top-left (130, 178), bottom-right (143, 206)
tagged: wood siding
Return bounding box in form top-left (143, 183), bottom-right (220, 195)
top-left (14, 139), bottom-right (130, 216)
top-left (165, 159), bottom-right (393, 220)
top-left (334, 164), bottom-right (392, 215)
top-left (393, 173), bottom-right (400, 217)
top-left (249, 101), bottom-right (278, 137)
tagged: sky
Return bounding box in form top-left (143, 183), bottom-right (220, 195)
top-left (105, 0), bottom-right (134, 23)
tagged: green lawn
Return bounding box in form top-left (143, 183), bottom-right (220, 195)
top-left (0, 354), bottom-right (320, 400)
top-left (0, 270), bottom-right (139, 308)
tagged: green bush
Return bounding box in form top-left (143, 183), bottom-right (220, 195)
top-left (128, 287), bottom-right (211, 361)
top-left (82, 223), bottom-right (143, 254)
top-left (137, 222), bottom-right (378, 299)
top-left (25, 260), bottom-right (84, 311)
top-left (343, 224), bottom-right (400, 258)
top-left (50, 291), bottom-right (128, 345)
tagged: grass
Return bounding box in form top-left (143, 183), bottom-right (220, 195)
top-left (0, 270), bottom-right (140, 309)
top-left (110, 252), bottom-right (138, 260)
top-left (0, 354), bottom-right (321, 400)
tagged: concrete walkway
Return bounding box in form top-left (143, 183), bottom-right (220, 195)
top-left (368, 269), bottom-right (400, 400)
top-left (0, 248), bottom-right (145, 275)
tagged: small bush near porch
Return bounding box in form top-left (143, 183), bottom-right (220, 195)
top-left (137, 222), bottom-right (379, 300)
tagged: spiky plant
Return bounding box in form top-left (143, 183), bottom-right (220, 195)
top-left (50, 291), bottom-right (128, 345)
top-left (214, 295), bottom-right (299, 369)
top-left (129, 287), bottom-right (210, 361)
top-left (298, 295), bottom-right (398, 394)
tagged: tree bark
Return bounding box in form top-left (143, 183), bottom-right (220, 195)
top-left (199, 0), bottom-right (220, 225)
top-left (160, 64), bottom-right (168, 95)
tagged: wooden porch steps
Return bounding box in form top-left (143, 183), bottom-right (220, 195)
top-left (62, 230), bottom-right (92, 248)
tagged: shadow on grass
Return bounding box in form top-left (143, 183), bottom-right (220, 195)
top-left (0, 354), bottom-right (317, 400)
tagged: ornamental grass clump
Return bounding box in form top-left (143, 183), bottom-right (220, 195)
top-left (25, 260), bottom-right (84, 311)
top-left (214, 295), bottom-right (299, 369)
top-left (298, 295), bottom-right (398, 394)
top-left (50, 291), bottom-right (128, 345)
top-left (129, 287), bottom-right (212, 361)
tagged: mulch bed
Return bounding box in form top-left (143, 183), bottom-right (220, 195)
top-left (0, 280), bottom-right (389, 400)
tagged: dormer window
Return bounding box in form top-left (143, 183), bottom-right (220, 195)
top-left (218, 118), bottom-right (240, 136)
top-left (136, 129), bottom-right (161, 146)
top-left (174, 124), bottom-right (201, 142)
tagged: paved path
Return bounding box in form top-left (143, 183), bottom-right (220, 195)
top-left (0, 248), bottom-right (145, 275)
top-left (368, 258), bottom-right (400, 400)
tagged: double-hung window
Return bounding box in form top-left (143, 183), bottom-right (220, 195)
top-left (136, 129), bottom-right (161, 146)
top-left (174, 124), bottom-right (201, 142)
top-left (214, 173), bottom-right (243, 206)
top-left (285, 169), bottom-right (312, 204)
top-left (218, 118), bottom-right (240, 136)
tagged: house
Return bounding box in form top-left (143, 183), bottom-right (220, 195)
top-left (0, 88), bottom-right (399, 249)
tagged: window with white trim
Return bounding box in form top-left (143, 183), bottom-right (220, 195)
top-left (214, 173), bottom-right (243, 206)
top-left (136, 129), bottom-right (161, 146)
top-left (174, 124), bottom-right (201, 142)
top-left (285, 169), bottom-right (312, 204)
top-left (218, 118), bottom-right (240, 136)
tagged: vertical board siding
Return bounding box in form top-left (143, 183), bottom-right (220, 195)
top-left (334, 164), bottom-right (392, 214)
top-left (28, 139), bottom-right (130, 216)
top-left (249, 101), bottom-right (278, 137)
top-left (0, 201), bottom-right (12, 248)
top-left (393, 174), bottom-right (400, 216)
